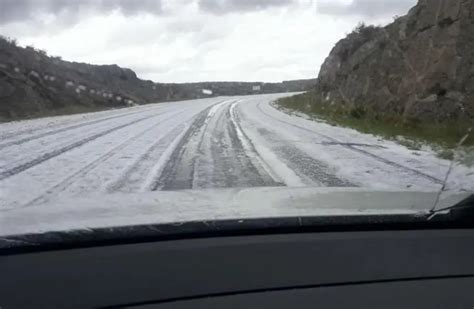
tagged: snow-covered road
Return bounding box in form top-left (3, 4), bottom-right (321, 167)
top-left (1, 93), bottom-right (472, 211)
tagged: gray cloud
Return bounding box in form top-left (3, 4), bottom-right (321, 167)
top-left (0, 0), bottom-right (162, 25)
top-left (317, 0), bottom-right (416, 18)
top-left (199, 0), bottom-right (294, 14)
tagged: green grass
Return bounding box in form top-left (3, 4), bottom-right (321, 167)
top-left (276, 92), bottom-right (474, 164)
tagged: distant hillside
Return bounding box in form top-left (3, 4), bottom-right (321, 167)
top-left (316, 0), bottom-right (474, 124)
top-left (0, 37), bottom-right (316, 121)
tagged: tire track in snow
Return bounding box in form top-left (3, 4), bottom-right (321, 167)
top-left (150, 104), bottom-right (219, 191)
top-left (105, 117), bottom-right (189, 193)
top-left (152, 100), bottom-right (283, 191)
top-left (0, 113), bottom-right (159, 181)
top-left (17, 113), bottom-right (184, 209)
top-left (256, 127), bottom-right (355, 187)
top-left (0, 108), bottom-right (156, 150)
top-left (258, 101), bottom-right (443, 185)
top-left (232, 101), bottom-right (352, 187)
top-left (225, 102), bottom-right (284, 187)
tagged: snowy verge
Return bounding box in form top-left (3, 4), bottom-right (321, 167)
top-left (268, 99), bottom-right (474, 192)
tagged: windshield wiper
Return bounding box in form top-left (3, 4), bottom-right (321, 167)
top-left (429, 129), bottom-right (472, 218)
top-left (428, 194), bottom-right (474, 222)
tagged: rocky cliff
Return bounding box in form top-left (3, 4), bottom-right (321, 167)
top-left (317, 0), bottom-right (474, 124)
top-left (0, 37), bottom-right (315, 121)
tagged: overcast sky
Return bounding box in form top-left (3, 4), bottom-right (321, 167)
top-left (0, 0), bottom-right (417, 83)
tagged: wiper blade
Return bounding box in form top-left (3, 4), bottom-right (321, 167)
top-left (428, 194), bottom-right (474, 222)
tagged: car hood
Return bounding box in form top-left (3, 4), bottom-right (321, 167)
top-left (0, 186), bottom-right (471, 238)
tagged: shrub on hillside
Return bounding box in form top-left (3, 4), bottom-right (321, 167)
top-left (0, 35), bottom-right (18, 46)
top-left (338, 22), bottom-right (383, 61)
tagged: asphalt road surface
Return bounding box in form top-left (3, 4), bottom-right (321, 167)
top-left (1, 93), bottom-right (461, 210)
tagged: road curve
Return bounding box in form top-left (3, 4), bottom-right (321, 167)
top-left (0, 93), bottom-right (457, 210)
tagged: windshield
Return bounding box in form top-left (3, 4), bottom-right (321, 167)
top-left (0, 0), bottom-right (473, 238)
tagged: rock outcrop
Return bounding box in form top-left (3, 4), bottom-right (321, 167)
top-left (0, 37), bottom-right (316, 121)
top-left (317, 0), bottom-right (474, 124)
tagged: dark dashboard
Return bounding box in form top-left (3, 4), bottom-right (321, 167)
top-left (1, 224), bottom-right (474, 308)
